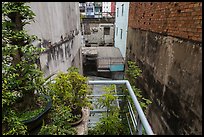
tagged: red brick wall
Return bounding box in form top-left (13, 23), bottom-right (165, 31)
top-left (128, 2), bottom-right (202, 42)
top-left (111, 2), bottom-right (115, 16)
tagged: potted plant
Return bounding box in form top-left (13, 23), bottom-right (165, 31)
top-left (48, 67), bottom-right (91, 126)
top-left (38, 105), bottom-right (77, 135)
top-left (2, 2), bottom-right (52, 134)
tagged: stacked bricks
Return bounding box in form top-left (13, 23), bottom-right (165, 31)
top-left (128, 2), bottom-right (202, 42)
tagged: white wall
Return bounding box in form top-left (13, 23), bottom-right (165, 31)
top-left (25, 2), bottom-right (83, 77)
top-left (102, 2), bottom-right (111, 17)
top-left (114, 2), bottom-right (129, 59)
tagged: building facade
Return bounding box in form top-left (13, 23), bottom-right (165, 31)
top-left (102, 2), bottom-right (111, 17)
top-left (114, 2), bottom-right (130, 59)
top-left (81, 18), bottom-right (115, 47)
top-left (85, 2), bottom-right (95, 18)
top-left (79, 2), bottom-right (85, 12)
top-left (127, 2), bottom-right (202, 135)
top-left (25, 2), bottom-right (83, 77)
top-left (94, 2), bottom-right (102, 18)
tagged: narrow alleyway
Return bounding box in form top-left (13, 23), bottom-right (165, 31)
top-left (2, 2), bottom-right (202, 135)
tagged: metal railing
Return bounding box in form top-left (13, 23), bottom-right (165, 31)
top-left (88, 80), bottom-right (154, 135)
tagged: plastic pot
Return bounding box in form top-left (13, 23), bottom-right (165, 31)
top-left (21, 94), bottom-right (52, 132)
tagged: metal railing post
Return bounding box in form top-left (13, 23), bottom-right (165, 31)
top-left (125, 81), bottom-right (154, 135)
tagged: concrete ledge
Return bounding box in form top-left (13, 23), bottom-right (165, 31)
top-left (75, 107), bottom-right (90, 135)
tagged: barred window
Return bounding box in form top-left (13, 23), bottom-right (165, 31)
top-left (104, 27), bottom-right (110, 35)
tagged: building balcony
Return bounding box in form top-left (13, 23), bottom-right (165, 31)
top-left (94, 2), bottom-right (102, 7)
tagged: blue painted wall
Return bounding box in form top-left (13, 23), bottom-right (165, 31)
top-left (110, 64), bottom-right (124, 71)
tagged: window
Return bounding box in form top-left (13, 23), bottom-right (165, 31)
top-left (104, 27), bottom-right (110, 35)
top-left (121, 4), bottom-right (124, 16)
top-left (117, 8), bottom-right (119, 17)
top-left (116, 27), bottom-right (118, 36)
top-left (87, 7), bottom-right (93, 12)
top-left (120, 29), bottom-right (122, 39)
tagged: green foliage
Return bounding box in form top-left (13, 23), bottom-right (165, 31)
top-left (97, 85), bottom-right (118, 113)
top-left (2, 2), bottom-right (46, 135)
top-left (2, 81), bottom-right (16, 108)
top-left (125, 61), bottom-right (142, 84)
top-left (89, 112), bottom-right (123, 135)
top-left (16, 95), bottom-right (47, 121)
top-left (126, 86), bottom-right (152, 113)
top-left (40, 67), bottom-right (91, 135)
top-left (48, 67), bottom-right (91, 110)
top-left (2, 2), bottom-right (35, 23)
top-left (17, 108), bottom-right (44, 121)
top-left (2, 2), bottom-right (45, 99)
top-left (89, 85), bottom-right (127, 135)
top-left (2, 109), bottom-right (28, 135)
top-left (125, 61), bottom-right (152, 113)
top-left (38, 105), bottom-right (76, 135)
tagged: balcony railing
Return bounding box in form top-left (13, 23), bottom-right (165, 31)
top-left (88, 80), bottom-right (154, 135)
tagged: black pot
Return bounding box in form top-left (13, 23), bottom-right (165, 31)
top-left (21, 94), bottom-right (52, 132)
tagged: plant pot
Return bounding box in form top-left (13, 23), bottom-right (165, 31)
top-left (21, 94), bottom-right (52, 132)
top-left (69, 109), bottom-right (84, 127)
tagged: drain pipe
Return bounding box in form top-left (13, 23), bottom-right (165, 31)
top-left (88, 80), bottom-right (154, 135)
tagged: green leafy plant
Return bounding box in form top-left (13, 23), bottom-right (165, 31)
top-left (48, 67), bottom-right (91, 122)
top-left (125, 61), bottom-right (142, 84)
top-left (2, 2), bottom-right (45, 108)
top-left (2, 109), bottom-right (28, 135)
top-left (2, 2), bottom-right (47, 135)
top-left (125, 61), bottom-right (152, 113)
top-left (97, 85), bottom-right (117, 114)
top-left (38, 105), bottom-right (77, 135)
top-left (2, 83), bottom-right (28, 135)
top-left (89, 85), bottom-right (128, 135)
top-left (89, 112), bottom-right (123, 135)
top-left (39, 67), bottom-right (91, 135)
top-left (16, 95), bottom-right (47, 121)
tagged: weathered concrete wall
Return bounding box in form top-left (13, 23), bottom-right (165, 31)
top-left (126, 28), bottom-right (202, 135)
top-left (25, 2), bottom-right (83, 77)
top-left (81, 18), bottom-right (114, 47)
top-left (103, 24), bottom-right (114, 45)
top-left (83, 23), bottom-right (114, 46)
top-left (84, 23), bottom-right (103, 45)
